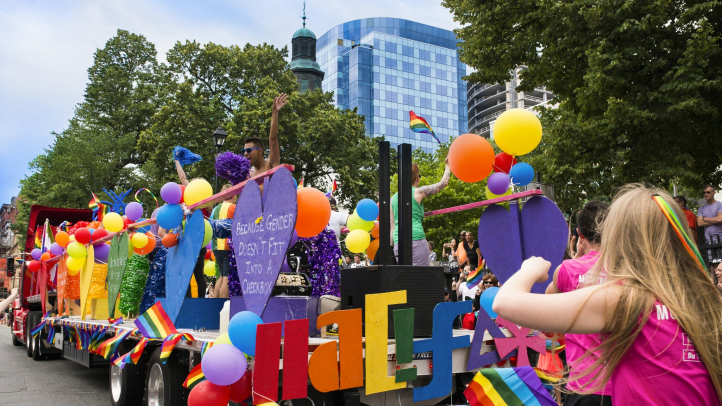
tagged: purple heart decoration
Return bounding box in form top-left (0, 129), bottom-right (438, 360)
top-left (478, 196), bottom-right (568, 293)
top-left (232, 167), bottom-right (297, 316)
top-left (164, 210), bottom-right (206, 323)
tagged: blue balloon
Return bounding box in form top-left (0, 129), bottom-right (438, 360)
top-left (135, 218), bottom-right (151, 233)
top-left (479, 287), bottom-right (499, 318)
top-left (356, 198), bottom-right (379, 222)
top-left (228, 311), bottom-right (263, 356)
top-left (509, 162), bottom-right (534, 186)
top-left (156, 204), bottom-right (183, 230)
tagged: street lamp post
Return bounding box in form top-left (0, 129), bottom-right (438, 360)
top-left (211, 126), bottom-right (228, 194)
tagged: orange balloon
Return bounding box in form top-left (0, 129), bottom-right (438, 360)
top-left (134, 232), bottom-right (157, 256)
top-left (162, 233), bottom-right (178, 248)
top-left (56, 231), bottom-right (70, 248)
top-left (457, 246), bottom-right (467, 264)
top-left (295, 188), bottom-right (331, 238)
top-left (448, 133), bottom-right (495, 183)
top-left (366, 239), bottom-right (380, 263)
top-left (370, 223), bottom-right (380, 239)
top-left (40, 252), bottom-right (51, 261)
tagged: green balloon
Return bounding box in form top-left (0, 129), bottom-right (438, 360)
top-left (347, 212), bottom-right (374, 232)
top-left (203, 220), bottom-right (212, 246)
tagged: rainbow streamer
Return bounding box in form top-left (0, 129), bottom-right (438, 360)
top-left (160, 333), bottom-right (194, 363)
top-left (134, 302), bottom-right (177, 339)
top-left (114, 337), bottom-right (150, 369)
top-left (183, 363), bottom-right (206, 389)
top-left (410, 111), bottom-right (440, 144)
top-left (135, 188), bottom-right (159, 208)
top-left (652, 195), bottom-right (709, 277)
top-left (464, 367), bottom-right (557, 406)
top-left (96, 328), bottom-right (135, 360)
top-left (200, 341), bottom-right (214, 357)
top-left (534, 368), bottom-right (562, 384)
top-left (30, 312), bottom-right (51, 338)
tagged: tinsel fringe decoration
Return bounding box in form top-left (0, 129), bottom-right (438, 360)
top-left (119, 254), bottom-right (150, 317)
top-left (88, 263), bottom-right (109, 299)
top-left (299, 229), bottom-right (342, 297)
top-left (65, 272), bottom-right (80, 300)
top-left (215, 151), bottom-right (251, 186)
top-left (173, 146), bottom-right (202, 167)
top-left (227, 239), bottom-right (243, 296)
top-left (139, 246), bottom-right (167, 314)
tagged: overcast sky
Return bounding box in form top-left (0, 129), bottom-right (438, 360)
top-left (0, 0), bottom-right (461, 205)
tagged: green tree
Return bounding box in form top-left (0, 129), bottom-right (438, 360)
top-left (444, 0), bottom-right (722, 213)
top-left (138, 41), bottom-right (380, 206)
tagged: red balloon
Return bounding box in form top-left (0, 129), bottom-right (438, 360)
top-left (188, 380), bottom-right (230, 406)
top-left (74, 228), bottom-right (92, 244)
top-left (28, 260), bottom-right (41, 273)
top-left (229, 371), bottom-right (252, 403)
top-left (162, 233), bottom-right (178, 248)
top-left (205, 250), bottom-right (212, 260)
top-left (123, 217), bottom-right (133, 229)
top-left (179, 185), bottom-right (186, 204)
top-left (92, 228), bottom-right (109, 241)
top-left (493, 152), bottom-right (518, 174)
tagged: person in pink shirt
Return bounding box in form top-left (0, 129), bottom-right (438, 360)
top-left (493, 184), bottom-right (722, 405)
top-left (546, 200), bottom-right (611, 406)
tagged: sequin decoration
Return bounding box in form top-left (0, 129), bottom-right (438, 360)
top-left (89, 263), bottom-right (109, 299)
top-left (139, 246), bottom-right (167, 314)
top-left (119, 254), bottom-right (150, 317)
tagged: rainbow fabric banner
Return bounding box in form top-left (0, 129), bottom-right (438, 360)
top-left (410, 111), bottom-right (440, 144)
top-left (160, 333), bottom-right (194, 364)
top-left (200, 341), bottom-right (214, 357)
top-left (464, 367), bottom-right (557, 406)
top-left (465, 265), bottom-right (484, 289)
top-left (183, 363), bottom-right (206, 390)
top-left (134, 302), bottom-right (177, 339)
top-left (96, 328), bottom-right (135, 360)
top-left (114, 337), bottom-right (149, 369)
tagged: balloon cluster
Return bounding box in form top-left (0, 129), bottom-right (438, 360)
top-left (345, 199), bottom-right (379, 255)
top-left (448, 109), bottom-right (542, 198)
top-left (155, 180), bottom-right (214, 232)
top-left (189, 311), bottom-right (265, 406)
top-left (130, 231), bottom-right (156, 256)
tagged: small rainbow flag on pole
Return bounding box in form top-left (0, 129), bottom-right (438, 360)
top-left (464, 367), bottom-right (557, 406)
top-left (325, 179), bottom-right (337, 197)
top-left (134, 302), bottom-right (177, 339)
top-left (465, 265), bottom-right (485, 289)
top-left (410, 111), bottom-right (440, 144)
top-left (183, 363), bottom-right (206, 390)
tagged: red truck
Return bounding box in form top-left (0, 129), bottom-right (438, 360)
top-left (9, 205), bottom-right (92, 359)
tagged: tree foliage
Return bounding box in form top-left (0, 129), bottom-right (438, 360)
top-left (444, 0), bottom-right (722, 212)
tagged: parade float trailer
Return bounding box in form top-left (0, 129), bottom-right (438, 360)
top-left (10, 139), bottom-right (567, 406)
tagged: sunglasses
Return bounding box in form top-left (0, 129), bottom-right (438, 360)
top-left (704, 191), bottom-right (714, 195)
top-left (241, 147), bottom-right (261, 155)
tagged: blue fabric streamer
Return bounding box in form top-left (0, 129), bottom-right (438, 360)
top-left (209, 218), bottom-right (232, 239)
top-left (173, 146), bottom-right (202, 167)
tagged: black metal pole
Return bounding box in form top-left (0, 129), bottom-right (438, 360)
top-left (378, 141), bottom-right (391, 265)
top-left (398, 143), bottom-right (412, 266)
top-left (214, 145), bottom-right (220, 194)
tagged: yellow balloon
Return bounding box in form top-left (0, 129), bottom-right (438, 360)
top-left (493, 108), bottom-right (542, 156)
top-left (204, 260), bottom-right (216, 276)
top-left (257, 403), bottom-right (279, 406)
top-left (103, 212), bottom-right (124, 233)
top-left (66, 256), bottom-right (85, 273)
top-left (485, 185), bottom-right (512, 200)
top-left (203, 220), bottom-right (212, 246)
top-left (345, 229), bottom-right (371, 253)
top-left (347, 213), bottom-right (374, 232)
top-left (69, 235), bottom-right (76, 242)
top-left (131, 232), bottom-right (148, 248)
top-left (184, 179), bottom-right (213, 206)
top-left (215, 332), bottom-right (233, 345)
top-left (67, 241), bottom-right (87, 259)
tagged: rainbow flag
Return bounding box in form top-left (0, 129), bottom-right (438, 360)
top-left (200, 341), bottom-right (214, 357)
top-left (134, 302), bottom-right (177, 339)
top-left (96, 328), bottom-right (135, 360)
top-left (160, 333), bottom-right (194, 363)
top-left (464, 367), bottom-right (557, 406)
top-left (297, 178), bottom-right (304, 189)
top-left (534, 368), bottom-right (561, 384)
top-left (183, 363), bottom-right (206, 389)
top-left (410, 111), bottom-right (440, 144)
top-left (326, 179), bottom-right (337, 197)
top-left (114, 337), bottom-right (149, 369)
top-left (465, 265), bottom-right (485, 289)
top-left (29, 312), bottom-right (50, 338)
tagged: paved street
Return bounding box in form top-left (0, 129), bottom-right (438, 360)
top-left (0, 325), bottom-right (110, 405)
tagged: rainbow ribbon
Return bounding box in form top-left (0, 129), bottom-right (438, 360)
top-left (135, 188), bottom-right (159, 208)
top-left (651, 195), bottom-right (709, 278)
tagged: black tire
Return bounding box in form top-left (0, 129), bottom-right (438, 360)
top-left (31, 316), bottom-right (46, 361)
top-left (109, 343), bottom-right (147, 406)
top-left (145, 347), bottom-right (188, 406)
top-left (25, 311), bottom-right (41, 357)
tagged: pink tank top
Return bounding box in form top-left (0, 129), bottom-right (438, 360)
top-left (556, 251), bottom-right (611, 395)
top-left (611, 302), bottom-right (719, 405)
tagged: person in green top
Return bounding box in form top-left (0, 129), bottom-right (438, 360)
top-left (390, 157), bottom-right (451, 266)
top-left (211, 184), bottom-right (237, 299)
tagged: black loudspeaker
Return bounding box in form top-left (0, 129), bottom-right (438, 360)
top-left (341, 265), bottom-right (444, 337)
top-left (6, 257), bottom-right (14, 277)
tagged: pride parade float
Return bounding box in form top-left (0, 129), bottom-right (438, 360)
top-left (10, 109), bottom-right (569, 406)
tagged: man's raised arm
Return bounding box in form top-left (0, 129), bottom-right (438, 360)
top-left (267, 93), bottom-right (289, 168)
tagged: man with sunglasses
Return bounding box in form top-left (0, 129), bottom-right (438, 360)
top-left (698, 184), bottom-right (722, 241)
top-left (243, 93), bottom-right (289, 178)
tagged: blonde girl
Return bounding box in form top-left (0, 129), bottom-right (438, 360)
top-left (493, 184), bottom-right (722, 405)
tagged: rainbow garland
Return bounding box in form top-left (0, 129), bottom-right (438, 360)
top-left (114, 337), bottom-right (150, 369)
top-left (651, 195), bottom-right (709, 277)
top-left (160, 333), bottom-right (195, 364)
top-left (200, 341), bottom-right (214, 357)
top-left (183, 363), bottom-right (206, 390)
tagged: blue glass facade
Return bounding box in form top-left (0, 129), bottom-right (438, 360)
top-left (317, 18), bottom-right (467, 152)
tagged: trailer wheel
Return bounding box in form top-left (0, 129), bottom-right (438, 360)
top-left (25, 311), bottom-right (41, 357)
top-left (110, 358), bottom-right (146, 406)
top-left (145, 347), bottom-right (188, 406)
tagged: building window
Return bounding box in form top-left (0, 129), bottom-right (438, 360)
top-left (402, 61), bottom-right (414, 73)
top-left (302, 43), bottom-right (308, 55)
top-left (402, 45), bottom-right (414, 57)
top-left (419, 81), bottom-right (431, 92)
top-left (419, 66), bottom-right (431, 76)
top-left (300, 80), bottom-right (309, 93)
top-left (435, 53), bottom-right (447, 64)
top-left (419, 49), bottom-right (431, 61)
top-left (293, 44), bottom-right (299, 57)
top-left (385, 42), bottom-right (397, 53)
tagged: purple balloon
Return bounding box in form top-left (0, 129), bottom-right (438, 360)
top-left (31, 248), bottom-right (41, 260)
top-left (125, 202), bottom-right (144, 222)
top-left (50, 243), bottom-right (64, 256)
top-left (201, 344), bottom-right (247, 386)
top-left (94, 243), bottom-right (111, 263)
top-left (487, 172), bottom-right (511, 195)
top-left (205, 241), bottom-right (212, 250)
top-left (160, 182), bottom-right (183, 204)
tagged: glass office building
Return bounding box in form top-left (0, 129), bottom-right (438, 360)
top-left (317, 18), bottom-right (467, 152)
